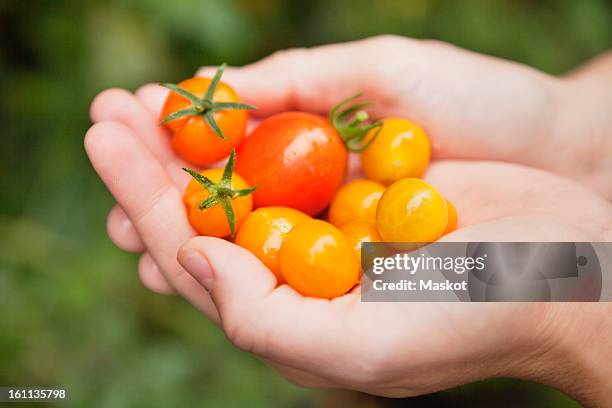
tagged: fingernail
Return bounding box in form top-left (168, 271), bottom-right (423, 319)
top-left (180, 250), bottom-right (214, 290)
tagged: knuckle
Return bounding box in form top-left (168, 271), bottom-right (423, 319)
top-left (90, 88), bottom-right (132, 121)
top-left (222, 308), bottom-right (259, 353)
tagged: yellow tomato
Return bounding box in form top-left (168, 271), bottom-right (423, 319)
top-left (183, 168), bottom-right (253, 237)
top-left (361, 118), bottom-right (431, 185)
top-left (279, 220), bottom-right (359, 299)
top-left (443, 199), bottom-right (458, 235)
top-left (235, 207), bottom-right (310, 283)
top-left (340, 220), bottom-right (382, 263)
top-left (376, 178), bottom-right (448, 242)
top-left (328, 179), bottom-right (385, 227)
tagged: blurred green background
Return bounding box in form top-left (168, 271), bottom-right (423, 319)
top-left (1, 0), bottom-right (610, 406)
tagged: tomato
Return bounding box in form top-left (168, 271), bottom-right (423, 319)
top-left (235, 112), bottom-right (348, 216)
top-left (328, 179), bottom-right (385, 227)
top-left (235, 207), bottom-right (311, 283)
top-left (340, 219), bottom-right (382, 272)
top-left (235, 95), bottom-right (382, 216)
top-left (361, 118), bottom-right (431, 185)
top-left (376, 178), bottom-right (448, 242)
top-left (183, 150), bottom-right (255, 237)
top-left (279, 220), bottom-right (359, 299)
top-left (160, 64), bottom-right (255, 165)
top-left (443, 199), bottom-right (458, 235)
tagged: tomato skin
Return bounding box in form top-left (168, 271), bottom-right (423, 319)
top-left (361, 118), bottom-right (431, 185)
top-left (329, 179), bottom-right (385, 227)
top-left (443, 199), bottom-right (458, 235)
top-left (279, 220), bottom-right (358, 299)
top-left (235, 112), bottom-right (347, 216)
top-left (235, 207), bottom-right (311, 283)
top-left (160, 77), bottom-right (247, 165)
top-left (183, 168), bottom-right (253, 237)
top-left (376, 178), bottom-right (448, 243)
top-left (340, 220), bottom-right (382, 282)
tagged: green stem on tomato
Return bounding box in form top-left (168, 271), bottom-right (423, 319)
top-left (182, 149), bottom-right (256, 238)
top-left (160, 63), bottom-right (257, 140)
top-left (329, 93), bottom-right (383, 153)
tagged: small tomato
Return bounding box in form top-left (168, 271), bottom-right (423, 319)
top-left (279, 220), bottom-right (359, 299)
top-left (443, 199), bottom-right (458, 235)
top-left (183, 150), bottom-right (256, 238)
top-left (235, 207), bottom-right (311, 283)
top-left (329, 179), bottom-right (385, 227)
top-left (361, 118), bottom-right (431, 185)
top-left (160, 64), bottom-right (255, 165)
top-left (376, 178), bottom-right (448, 242)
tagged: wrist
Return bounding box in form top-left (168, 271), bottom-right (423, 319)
top-left (549, 73), bottom-right (612, 200)
top-left (514, 304), bottom-right (612, 407)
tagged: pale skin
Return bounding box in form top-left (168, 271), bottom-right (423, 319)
top-left (85, 36), bottom-right (612, 406)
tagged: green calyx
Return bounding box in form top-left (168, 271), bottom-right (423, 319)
top-left (329, 93), bottom-right (383, 152)
top-left (182, 149), bottom-right (256, 238)
top-left (160, 63), bottom-right (257, 140)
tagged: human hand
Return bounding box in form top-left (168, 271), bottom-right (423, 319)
top-left (85, 35), bottom-right (612, 405)
top-left (87, 35), bottom-right (611, 296)
top-left (173, 160), bottom-right (612, 405)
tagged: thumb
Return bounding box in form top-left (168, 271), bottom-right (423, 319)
top-left (177, 236), bottom-right (278, 343)
top-left (197, 36), bottom-right (407, 116)
top-left (177, 236), bottom-right (277, 301)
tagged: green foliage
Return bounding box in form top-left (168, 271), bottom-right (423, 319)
top-left (1, 0), bottom-right (609, 406)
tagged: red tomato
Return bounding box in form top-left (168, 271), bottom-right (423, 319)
top-left (235, 112), bottom-right (348, 216)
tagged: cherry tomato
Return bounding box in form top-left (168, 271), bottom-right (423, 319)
top-left (235, 207), bottom-right (311, 283)
top-left (361, 118), bottom-right (431, 185)
top-left (183, 151), bottom-right (255, 237)
top-left (443, 199), bottom-right (458, 235)
top-left (376, 178), bottom-right (448, 242)
top-left (160, 65), bottom-right (254, 165)
top-left (329, 179), bottom-right (385, 227)
top-left (279, 220), bottom-right (359, 299)
top-left (340, 219), bottom-right (382, 272)
top-left (235, 112), bottom-right (348, 216)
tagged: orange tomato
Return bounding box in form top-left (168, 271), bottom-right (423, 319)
top-left (361, 118), bottom-right (431, 185)
top-left (160, 65), bottom-right (254, 165)
top-left (235, 207), bottom-right (311, 283)
top-left (279, 220), bottom-right (359, 299)
top-left (376, 178), bottom-right (448, 242)
top-left (340, 220), bottom-right (382, 283)
top-left (183, 155), bottom-right (255, 237)
top-left (328, 179), bottom-right (385, 227)
top-left (443, 199), bottom-right (458, 235)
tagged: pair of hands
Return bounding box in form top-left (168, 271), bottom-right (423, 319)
top-left (85, 36), bottom-right (612, 405)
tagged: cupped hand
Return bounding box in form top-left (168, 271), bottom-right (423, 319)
top-left (85, 35), bottom-right (612, 403)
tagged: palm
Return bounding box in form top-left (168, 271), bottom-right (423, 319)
top-left (86, 63), bottom-right (611, 395)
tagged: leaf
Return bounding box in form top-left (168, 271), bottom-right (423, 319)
top-left (221, 149), bottom-right (236, 188)
top-left (204, 63), bottom-right (227, 100)
top-left (198, 195), bottom-right (219, 210)
top-left (211, 102), bottom-right (257, 111)
top-left (219, 197), bottom-right (236, 238)
top-left (182, 168), bottom-right (215, 190)
top-left (160, 83), bottom-right (201, 105)
top-left (204, 111), bottom-right (225, 139)
top-left (160, 107), bottom-right (199, 124)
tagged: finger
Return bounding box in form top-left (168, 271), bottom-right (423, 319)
top-left (266, 360), bottom-right (336, 389)
top-left (441, 213), bottom-right (594, 242)
top-left (197, 36), bottom-right (408, 117)
top-left (138, 253), bottom-right (176, 295)
top-left (85, 121), bottom-right (218, 322)
top-left (135, 83), bottom-right (168, 116)
top-left (177, 236), bottom-right (373, 384)
top-left (425, 160), bottom-right (612, 237)
top-left (90, 88), bottom-right (187, 181)
top-left (107, 205), bottom-right (145, 252)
